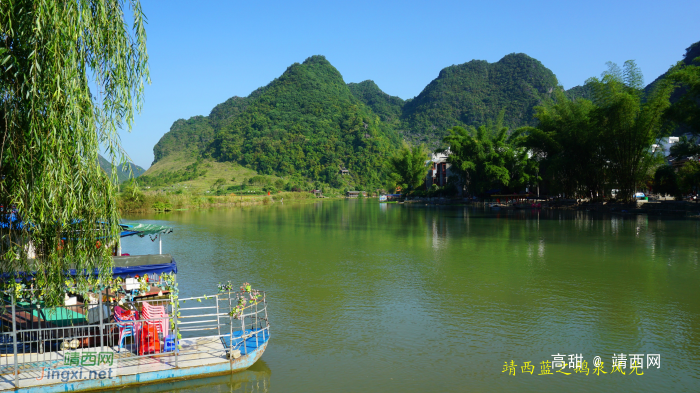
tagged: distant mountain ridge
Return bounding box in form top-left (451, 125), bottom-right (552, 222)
top-left (146, 44), bottom-right (699, 187)
top-left (398, 53), bottom-right (559, 147)
top-left (98, 154), bottom-right (146, 183)
top-left (150, 56), bottom-right (401, 190)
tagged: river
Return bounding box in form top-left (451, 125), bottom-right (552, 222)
top-left (118, 200), bottom-right (700, 392)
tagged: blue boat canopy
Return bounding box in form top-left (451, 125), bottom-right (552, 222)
top-left (1, 254), bottom-right (177, 282)
top-left (111, 254), bottom-right (177, 278)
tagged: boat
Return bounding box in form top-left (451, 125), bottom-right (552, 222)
top-left (0, 222), bottom-right (270, 392)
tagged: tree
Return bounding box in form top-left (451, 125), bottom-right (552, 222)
top-left (444, 113), bottom-right (537, 196)
top-left (669, 135), bottom-right (700, 159)
top-left (678, 161), bottom-right (700, 195)
top-left (386, 143), bottom-right (428, 193)
top-left (653, 165), bottom-right (680, 198)
top-left (0, 1), bottom-right (149, 306)
top-left (586, 61), bottom-right (673, 202)
top-left (518, 90), bottom-right (606, 199)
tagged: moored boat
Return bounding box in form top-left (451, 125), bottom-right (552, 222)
top-left (0, 223), bottom-right (269, 392)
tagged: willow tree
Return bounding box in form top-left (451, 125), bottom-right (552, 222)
top-left (0, 1), bottom-right (149, 306)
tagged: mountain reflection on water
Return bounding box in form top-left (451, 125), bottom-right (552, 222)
top-left (121, 201), bottom-right (700, 392)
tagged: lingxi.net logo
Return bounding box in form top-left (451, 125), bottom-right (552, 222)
top-left (37, 351), bottom-right (118, 382)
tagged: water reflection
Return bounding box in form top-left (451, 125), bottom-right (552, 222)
top-left (116, 360), bottom-right (271, 393)
top-left (122, 201), bottom-right (700, 392)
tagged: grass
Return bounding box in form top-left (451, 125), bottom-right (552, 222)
top-left (141, 152), bottom-right (277, 193)
top-left (125, 152), bottom-right (371, 213)
top-left (117, 189), bottom-right (337, 213)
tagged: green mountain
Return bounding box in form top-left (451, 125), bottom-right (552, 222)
top-left (153, 116), bottom-right (214, 163)
top-left (347, 80), bottom-right (404, 124)
top-left (98, 154), bottom-right (146, 183)
top-left (208, 56), bottom-right (401, 188)
top-left (644, 41), bottom-right (700, 135)
top-left (149, 55), bottom-right (402, 190)
top-left (645, 40), bottom-right (700, 99)
top-left (397, 53), bottom-right (559, 147)
top-left (152, 49), bottom-right (695, 188)
top-left (564, 84), bottom-right (593, 101)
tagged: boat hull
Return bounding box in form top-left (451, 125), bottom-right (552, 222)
top-left (4, 342), bottom-right (268, 393)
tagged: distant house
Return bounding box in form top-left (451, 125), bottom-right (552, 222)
top-left (311, 189), bottom-right (323, 198)
top-left (425, 149), bottom-right (452, 189)
top-left (346, 191), bottom-right (367, 198)
top-left (339, 166), bottom-right (350, 175)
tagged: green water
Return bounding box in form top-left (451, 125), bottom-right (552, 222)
top-left (119, 200), bottom-right (700, 392)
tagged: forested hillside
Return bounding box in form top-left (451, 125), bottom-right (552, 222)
top-left (145, 46), bottom-right (697, 191)
top-left (347, 80), bottom-right (404, 124)
top-left (147, 56), bottom-right (402, 191)
top-left (208, 56), bottom-right (401, 189)
top-left (398, 53), bottom-right (559, 147)
top-left (645, 40), bottom-right (700, 135)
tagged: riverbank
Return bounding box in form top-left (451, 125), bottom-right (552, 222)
top-left (402, 196), bottom-right (700, 217)
top-left (117, 190), bottom-right (340, 212)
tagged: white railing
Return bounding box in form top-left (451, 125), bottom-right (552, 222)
top-left (0, 288), bottom-right (269, 389)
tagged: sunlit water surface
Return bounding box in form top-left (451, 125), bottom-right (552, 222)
top-left (118, 200), bottom-right (700, 392)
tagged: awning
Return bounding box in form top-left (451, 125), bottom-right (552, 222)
top-left (119, 223), bottom-right (173, 238)
top-left (1, 254), bottom-right (177, 282)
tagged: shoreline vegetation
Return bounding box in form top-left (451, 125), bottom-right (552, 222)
top-left (117, 188), bottom-right (700, 218)
top-left (117, 189), bottom-right (339, 212)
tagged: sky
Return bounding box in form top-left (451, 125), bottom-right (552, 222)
top-left (118, 0), bottom-right (700, 169)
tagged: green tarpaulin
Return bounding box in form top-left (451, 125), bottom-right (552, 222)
top-left (119, 223), bottom-right (173, 237)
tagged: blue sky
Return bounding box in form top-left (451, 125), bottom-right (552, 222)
top-left (120, 0), bottom-right (700, 169)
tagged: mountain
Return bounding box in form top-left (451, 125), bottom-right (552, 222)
top-left (645, 40), bottom-right (700, 135)
top-left (347, 80), bottom-right (404, 124)
top-left (152, 50), bottom-right (695, 188)
top-left (208, 56), bottom-right (401, 187)
top-left (149, 55), bottom-right (402, 190)
top-left (98, 154), bottom-right (146, 183)
top-left (398, 53), bottom-right (559, 147)
top-left (565, 84), bottom-right (593, 101)
top-left (645, 40), bottom-right (700, 99)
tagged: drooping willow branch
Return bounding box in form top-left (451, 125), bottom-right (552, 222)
top-left (0, 0), bottom-right (149, 306)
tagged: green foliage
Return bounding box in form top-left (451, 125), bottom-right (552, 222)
top-left (519, 90), bottom-right (605, 197)
top-left (248, 175), bottom-right (272, 186)
top-left (0, 0), bottom-right (149, 306)
top-left (209, 56), bottom-right (400, 191)
top-left (669, 135), bottom-right (700, 159)
top-left (386, 144), bottom-right (428, 192)
top-left (348, 80), bottom-right (404, 124)
top-left (565, 85), bottom-right (593, 101)
top-left (148, 53), bottom-right (574, 191)
top-left (152, 201), bottom-right (173, 212)
top-left (520, 61), bottom-right (673, 201)
top-left (444, 113), bottom-right (538, 196)
top-left (586, 60), bottom-right (673, 201)
top-left (152, 116), bottom-right (215, 165)
top-left (400, 53), bottom-right (559, 148)
top-left (653, 165), bottom-right (680, 197)
top-left (678, 161), bottom-right (700, 194)
top-left (645, 40), bottom-right (700, 136)
top-left (665, 54), bottom-right (700, 135)
top-left (138, 160), bottom-right (208, 187)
